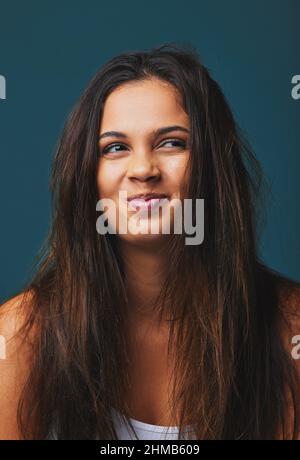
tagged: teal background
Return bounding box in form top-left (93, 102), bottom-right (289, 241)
top-left (0, 0), bottom-right (299, 301)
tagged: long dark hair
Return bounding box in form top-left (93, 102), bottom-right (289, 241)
top-left (4, 43), bottom-right (300, 439)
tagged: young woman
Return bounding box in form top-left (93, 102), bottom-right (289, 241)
top-left (0, 43), bottom-right (300, 440)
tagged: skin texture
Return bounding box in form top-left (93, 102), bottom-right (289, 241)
top-left (97, 78), bottom-right (190, 240)
top-left (0, 292), bottom-right (36, 439)
top-left (97, 78), bottom-right (191, 425)
top-left (97, 78), bottom-right (190, 321)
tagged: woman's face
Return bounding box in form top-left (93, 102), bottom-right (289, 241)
top-left (96, 78), bottom-right (190, 245)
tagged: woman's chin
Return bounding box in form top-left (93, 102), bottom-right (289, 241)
top-left (117, 225), bottom-right (172, 247)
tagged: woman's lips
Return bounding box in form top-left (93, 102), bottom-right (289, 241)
top-left (127, 197), bottom-right (168, 211)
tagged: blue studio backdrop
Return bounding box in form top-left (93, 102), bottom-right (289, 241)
top-left (0, 0), bottom-right (299, 301)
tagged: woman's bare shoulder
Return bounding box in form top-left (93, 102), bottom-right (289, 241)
top-left (0, 290), bottom-right (37, 439)
top-left (0, 290), bottom-right (36, 354)
top-left (277, 278), bottom-right (300, 329)
top-left (275, 277), bottom-right (300, 354)
top-left (275, 279), bottom-right (300, 439)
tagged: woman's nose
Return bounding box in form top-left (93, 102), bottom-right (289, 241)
top-left (126, 150), bottom-right (161, 182)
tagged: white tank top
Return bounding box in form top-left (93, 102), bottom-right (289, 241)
top-left (46, 408), bottom-right (196, 440)
top-left (111, 408), bottom-right (196, 440)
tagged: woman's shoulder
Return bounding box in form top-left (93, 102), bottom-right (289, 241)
top-left (276, 276), bottom-right (300, 331)
top-left (259, 265), bottom-right (300, 375)
top-left (274, 277), bottom-right (300, 439)
top-left (257, 263), bottom-right (300, 322)
top-left (271, 272), bottom-right (300, 350)
top-left (0, 289), bottom-right (36, 354)
top-left (0, 290), bottom-right (36, 439)
top-left (257, 266), bottom-right (300, 438)
top-left (0, 289), bottom-right (37, 366)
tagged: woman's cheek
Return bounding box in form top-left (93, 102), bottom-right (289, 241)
top-left (96, 161), bottom-right (121, 199)
top-left (165, 155), bottom-right (189, 186)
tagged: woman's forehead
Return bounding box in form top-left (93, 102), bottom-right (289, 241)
top-left (99, 80), bottom-right (188, 135)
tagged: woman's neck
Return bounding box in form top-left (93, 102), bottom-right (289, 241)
top-left (119, 240), bottom-right (170, 323)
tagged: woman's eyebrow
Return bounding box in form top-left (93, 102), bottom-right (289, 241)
top-left (98, 125), bottom-right (189, 141)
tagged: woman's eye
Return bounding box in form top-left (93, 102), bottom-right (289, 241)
top-left (100, 138), bottom-right (187, 155)
top-left (159, 138), bottom-right (187, 150)
top-left (101, 143), bottom-right (128, 154)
